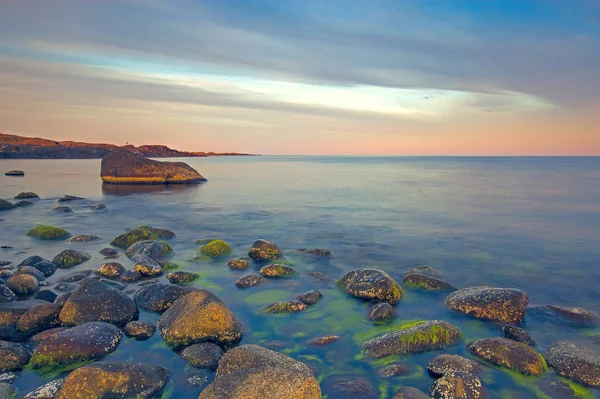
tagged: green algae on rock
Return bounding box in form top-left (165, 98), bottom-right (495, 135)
top-left (198, 344), bottom-right (321, 399)
top-left (468, 337), bottom-right (546, 375)
top-left (110, 228), bottom-right (158, 249)
top-left (402, 272), bottom-right (456, 291)
top-left (200, 239), bottom-right (233, 258)
top-left (263, 300), bottom-right (308, 314)
top-left (51, 250), bottom-right (91, 269)
top-left (57, 195), bottom-right (84, 202)
top-left (6, 274), bottom-right (39, 295)
top-left (26, 225), bottom-right (71, 240)
top-left (337, 268), bottom-right (403, 305)
top-left (167, 271), bottom-right (198, 284)
top-left (362, 320), bottom-right (461, 358)
top-left (248, 239), bottom-right (283, 262)
top-left (137, 225), bottom-right (176, 239)
top-left (545, 341), bottom-right (600, 387)
top-left (260, 264), bottom-right (296, 277)
top-left (445, 286), bottom-right (529, 324)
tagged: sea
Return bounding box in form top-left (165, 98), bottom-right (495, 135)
top-left (1, 156), bottom-right (599, 398)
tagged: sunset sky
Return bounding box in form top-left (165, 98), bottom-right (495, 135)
top-left (1, 0), bottom-right (599, 155)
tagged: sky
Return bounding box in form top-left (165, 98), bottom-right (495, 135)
top-left (0, 0), bottom-right (599, 155)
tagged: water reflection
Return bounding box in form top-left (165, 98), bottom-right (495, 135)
top-left (101, 183), bottom-right (204, 196)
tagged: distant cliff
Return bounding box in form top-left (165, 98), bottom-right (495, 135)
top-left (0, 133), bottom-right (255, 159)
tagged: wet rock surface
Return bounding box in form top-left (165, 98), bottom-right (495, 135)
top-left (181, 342), bottom-right (224, 370)
top-left (392, 387), bottom-right (429, 399)
top-left (368, 302), bottom-right (396, 321)
top-left (402, 272), bottom-right (456, 291)
top-left (248, 239), bottom-right (283, 262)
top-left (132, 255), bottom-right (164, 277)
top-left (260, 264), bottom-right (296, 277)
top-left (378, 363), bottom-right (410, 378)
top-left (337, 268), bottom-right (403, 304)
top-left (124, 321), bottom-right (156, 340)
top-left (134, 284), bottom-right (186, 313)
top-left (544, 341), bottom-right (600, 387)
top-left (468, 337), bottom-right (545, 375)
top-left (445, 286), bottom-right (529, 324)
top-left (429, 371), bottom-right (485, 399)
top-left (167, 271), bottom-right (198, 284)
top-left (323, 375), bottom-right (377, 398)
top-left (96, 262), bottom-right (126, 278)
top-left (0, 341), bottom-right (32, 371)
top-left (502, 324), bottom-right (536, 345)
top-left (227, 258), bottom-right (249, 269)
top-left (235, 274), bottom-right (265, 288)
top-left (125, 239), bottom-right (172, 262)
top-left (23, 378), bottom-right (66, 399)
top-left (67, 234), bottom-right (101, 242)
top-left (0, 300), bottom-right (48, 328)
top-left (7, 273), bottom-right (39, 295)
top-left (427, 354), bottom-right (480, 377)
top-left (297, 290), bottom-right (323, 305)
top-left (529, 305), bottom-right (599, 327)
top-left (16, 302), bottom-right (61, 336)
top-left (51, 249), bottom-right (90, 268)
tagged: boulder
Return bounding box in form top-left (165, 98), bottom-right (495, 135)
top-left (529, 305), bottom-right (599, 327)
top-left (502, 324), bottom-right (535, 345)
top-left (235, 274), bottom-right (265, 288)
top-left (91, 203), bottom-right (106, 210)
top-left (378, 363), bottom-right (410, 378)
top-left (182, 342), bottom-right (224, 370)
top-left (120, 270), bottom-right (142, 283)
top-left (263, 300), bottom-right (308, 314)
top-left (18, 256), bottom-right (46, 267)
top-left (363, 320), bottom-right (460, 358)
top-left (34, 289), bottom-right (58, 303)
top-left (132, 255), bottom-right (164, 277)
top-left (297, 290), bottom-right (322, 305)
top-left (101, 152), bottom-right (206, 184)
top-left (29, 322), bottom-right (122, 370)
top-left (0, 286), bottom-right (15, 303)
top-left (58, 195), bottom-right (83, 202)
top-left (0, 383), bottom-right (15, 397)
top-left (67, 234), bottom-right (101, 242)
top-left (15, 192), bottom-right (39, 199)
top-left (6, 274), bottom-right (39, 295)
top-left (59, 270), bottom-right (93, 282)
top-left (111, 228), bottom-right (158, 249)
top-left (5, 170), bottom-right (24, 176)
top-left (429, 371), bottom-right (485, 399)
top-left (337, 268), bottom-right (403, 304)
top-left (31, 261), bottom-right (57, 278)
top-left (59, 279), bottom-right (138, 326)
top-left (22, 378), bottom-right (66, 399)
top-left (392, 387), bottom-right (429, 399)
top-left (299, 248), bottom-right (331, 257)
top-left (545, 341), bottom-right (600, 387)
top-left (248, 239), bottom-right (283, 262)
top-left (15, 266), bottom-right (46, 281)
top-left (167, 271), bottom-right (198, 284)
top-left (99, 248), bottom-right (119, 257)
top-left (468, 337), bottom-right (545, 375)
top-left (137, 225), bottom-right (175, 239)
top-left (0, 341), bottom-right (32, 371)
top-left (30, 327), bottom-right (69, 344)
top-left (427, 354), bottom-right (480, 377)
top-left (198, 344), bottom-right (321, 399)
top-left (323, 376), bottom-right (377, 398)
top-left (227, 259), bottom-right (249, 269)
top-left (96, 262), bottom-right (126, 278)
top-left (0, 199), bottom-right (16, 211)
top-left (158, 290), bottom-right (243, 349)
top-left (16, 303), bottom-right (61, 336)
top-left (16, 200), bottom-right (34, 207)
top-left (308, 335), bottom-right (341, 347)
top-left (402, 272), bottom-right (456, 291)
top-left (368, 302), bottom-right (396, 321)
top-left (26, 226), bottom-right (71, 240)
top-left (200, 240), bottom-right (232, 258)
top-left (537, 378), bottom-right (581, 398)
top-left (55, 362), bottom-right (168, 398)
top-left (124, 321), bottom-right (155, 341)
top-left (260, 264), bottom-right (296, 277)
top-left (134, 284), bottom-right (186, 313)
top-left (445, 286), bottom-right (528, 324)
top-left (0, 326), bottom-right (25, 342)
top-left (0, 300), bottom-right (48, 327)
top-left (51, 206), bottom-right (73, 213)
top-left (52, 250), bottom-right (90, 269)
top-left (125, 240), bottom-right (172, 262)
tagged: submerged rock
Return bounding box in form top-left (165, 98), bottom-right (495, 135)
top-left (90, 203), bottom-right (106, 210)
top-left (537, 378), bottom-right (581, 398)
top-left (529, 305), bottom-right (599, 327)
top-left (137, 225), bottom-right (175, 239)
top-left (368, 302), bottom-right (396, 321)
top-left (34, 289), bottom-right (58, 303)
top-left (15, 192), bottom-right (39, 199)
top-left (308, 335), bottom-right (341, 347)
top-left (52, 250), bottom-right (91, 269)
top-left (7, 274), bottom-right (39, 295)
top-left (502, 324), bottom-right (536, 345)
top-left (134, 284), bottom-right (186, 313)
top-left (59, 279), bottom-right (138, 326)
top-left (468, 337), bottom-right (545, 375)
top-left (22, 378), bottom-right (66, 399)
top-left (16, 302), bottom-right (61, 336)
top-left (545, 341), bottom-right (600, 387)
top-left (392, 387), bottom-right (429, 399)
top-left (263, 300), bottom-right (308, 314)
top-left (0, 199), bottom-right (16, 211)
top-left (299, 248), bottom-right (332, 257)
top-left (427, 354), bottom-right (480, 377)
top-left (26, 225), bottom-right (71, 240)
top-left (402, 272), bottom-right (456, 291)
top-left (99, 248), bottom-right (119, 257)
top-left (363, 320), bottom-right (460, 358)
top-left (110, 228), bottom-right (158, 249)
top-left (125, 240), bottom-right (172, 262)
top-left (0, 341), bottom-right (32, 371)
top-left (67, 234), bottom-right (101, 242)
top-left (181, 342), bottom-right (224, 370)
top-left (101, 151), bottom-right (206, 184)
top-left (51, 206), bottom-right (73, 213)
top-left (124, 321), bottom-right (155, 341)
top-left (337, 268), bottom-right (403, 304)
top-left (167, 271), bottom-right (198, 284)
top-left (31, 261), bottom-right (57, 278)
top-left (198, 344), bottom-right (321, 399)
top-left (227, 258), bottom-right (249, 269)
top-left (59, 270), bottom-right (93, 283)
top-left (297, 290), bottom-right (322, 305)
top-left (16, 200), bottom-right (34, 207)
top-left (445, 286), bottom-right (528, 324)
top-left (96, 262), bottom-right (126, 278)
top-left (260, 264), bottom-right (296, 277)
top-left (429, 371), bottom-right (485, 399)
top-left (55, 361), bottom-right (169, 398)
top-left (235, 274), bottom-right (265, 288)
top-left (58, 195), bottom-right (83, 202)
top-left (324, 376), bottom-right (377, 398)
top-left (158, 290), bottom-right (243, 349)
top-left (5, 170), bottom-right (24, 177)
top-left (378, 364), bottom-right (411, 378)
top-left (248, 239), bottom-right (283, 262)
top-left (200, 240), bottom-right (232, 258)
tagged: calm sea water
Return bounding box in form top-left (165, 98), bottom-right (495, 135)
top-left (1, 156), bottom-right (600, 398)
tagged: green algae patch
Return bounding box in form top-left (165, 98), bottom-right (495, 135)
top-left (28, 357), bottom-right (95, 378)
top-left (199, 239), bottom-right (233, 257)
top-left (15, 192), bottom-right (39, 199)
top-left (111, 228), bottom-right (158, 248)
top-left (244, 290), bottom-right (290, 306)
top-left (26, 225), bottom-right (71, 240)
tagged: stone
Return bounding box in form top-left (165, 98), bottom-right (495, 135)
top-left (91, 203), bottom-right (106, 210)
top-left (200, 240), bottom-right (232, 258)
top-left (0, 341), bottom-right (32, 371)
top-left (55, 293), bottom-right (72, 307)
top-left (402, 272), bottom-right (456, 291)
top-left (16, 303), bottom-right (61, 336)
top-left (67, 234), bottom-right (101, 242)
top-left (124, 321), bottom-right (156, 341)
top-left (125, 240), bottom-right (172, 262)
top-left (308, 335), bottom-right (341, 346)
top-left (29, 322), bottom-right (122, 370)
top-left (16, 200), bottom-right (34, 207)
top-left (167, 271), bottom-right (198, 284)
top-left (0, 200), bottom-right (16, 211)
top-left (132, 255), bottom-right (164, 277)
top-left (502, 324), bottom-right (536, 345)
top-left (158, 290), bottom-right (243, 349)
top-left (111, 228), bottom-right (159, 249)
top-left (34, 289), bottom-right (58, 303)
top-left (537, 378), bottom-right (580, 398)
top-left (5, 170), bottom-right (24, 176)
top-left (307, 271), bottom-right (331, 282)
top-left (544, 341), bottom-right (600, 387)
top-left (297, 290), bottom-right (322, 305)
top-left (0, 286), bottom-right (15, 303)
top-left (55, 361), bottom-right (169, 398)
top-left (22, 378), bottom-right (66, 399)
top-left (14, 192), bottom-right (39, 200)
top-left (19, 256), bottom-right (46, 267)
top-left (445, 286), bottom-right (528, 324)
top-left (0, 300), bottom-right (48, 327)
top-left (429, 371), bottom-right (485, 399)
top-left (337, 268), bottom-right (403, 304)
top-left (260, 264), bottom-right (296, 277)
top-left (182, 342), bottom-right (224, 370)
top-left (6, 274), bottom-right (39, 295)
top-left (31, 261), bottom-right (57, 278)
top-left (99, 248), bottom-right (119, 257)
top-left (324, 376), bottom-right (377, 398)
top-left (58, 195), bottom-right (83, 202)
top-left (392, 387), bottom-right (429, 399)
top-left (51, 206), bottom-right (73, 213)
top-left (263, 300), bottom-right (308, 314)
top-left (427, 354), bottom-right (480, 377)
top-left (529, 305), bottom-right (599, 327)
top-left (378, 363), bottom-right (410, 377)
top-left (137, 225), bottom-right (176, 239)
top-left (59, 279), bottom-right (138, 327)
top-left (134, 284), bottom-right (186, 313)
top-left (52, 250), bottom-right (90, 269)
top-left (0, 327), bottom-right (25, 342)
top-left (198, 344), bottom-right (321, 399)
top-left (0, 372), bottom-right (18, 383)
top-left (120, 270), bottom-right (142, 283)
top-left (235, 274), bottom-right (265, 288)
top-left (363, 320), bottom-right (461, 358)
top-left (248, 239), bottom-right (283, 262)
top-left (26, 226), bottom-right (71, 240)
top-left (96, 262), bottom-right (126, 278)
top-left (227, 259), bottom-right (249, 269)
top-left (30, 327), bottom-right (69, 344)
top-left (15, 266), bottom-right (45, 281)
top-left (468, 337), bottom-right (545, 375)
top-left (0, 382), bottom-right (15, 397)
top-left (368, 302), bottom-right (396, 321)
top-left (299, 248), bottom-right (331, 256)
top-left (59, 270), bottom-right (93, 282)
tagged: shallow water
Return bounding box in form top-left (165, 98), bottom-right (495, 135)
top-left (1, 156), bottom-right (600, 398)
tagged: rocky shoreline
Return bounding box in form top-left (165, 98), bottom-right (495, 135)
top-left (0, 192), bottom-right (599, 398)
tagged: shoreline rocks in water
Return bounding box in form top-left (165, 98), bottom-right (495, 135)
top-left (429, 371), bottom-right (485, 399)
top-left (26, 226), bottom-right (71, 240)
top-left (248, 239), bottom-right (283, 262)
top-left (337, 268), bottom-right (403, 304)
top-left (100, 152), bottom-right (207, 184)
top-left (468, 337), bottom-right (546, 375)
top-left (544, 341), bottom-right (600, 387)
top-left (528, 304), bottom-right (599, 327)
top-left (445, 286), bottom-right (529, 324)
top-left (0, 199), bottom-right (17, 211)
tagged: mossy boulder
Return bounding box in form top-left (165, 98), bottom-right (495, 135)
top-left (468, 337), bottom-right (545, 375)
top-left (59, 279), bottom-right (138, 327)
top-left (545, 341), bottom-right (600, 387)
top-left (429, 371), bottom-right (485, 399)
top-left (362, 320), bottom-right (461, 358)
top-left (368, 302), bottom-right (396, 321)
top-left (58, 195), bottom-right (83, 202)
top-left (29, 322), bottom-right (122, 370)
top-left (55, 361), bottom-right (168, 399)
top-left (26, 225), bottom-right (71, 240)
top-left (259, 264), bottom-right (296, 277)
top-left (247, 239), bottom-right (283, 262)
top-left (227, 259), bottom-right (249, 269)
top-left (124, 321), bottom-right (156, 341)
top-left (198, 344), bottom-right (321, 399)
top-left (134, 284), bottom-right (186, 313)
top-left (0, 199), bottom-right (16, 211)
top-left (16, 303), bottom-right (61, 336)
top-left (402, 272), bottom-right (456, 291)
top-left (297, 290), bottom-right (322, 305)
top-left (502, 324), bottom-right (535, 345)
top-left (263, 300), bottom-right (308, 314)
top-left (529, 305), bottom-right (599, 327)
top-left (427, 354), bottom-right (480, 377)
top-left (157, 290), bottom-right (243, 349)
top-left (167, 271), bottom-right (198, 284)
top-left (181, 342), bottom-right (224, 370)
top-left (0, 300), bottom-right (47, 328)
top-left (0, 341), bottom-right (32, 371)
top-left (337, 268), bottom-right (403, 305)
top-left (96, 262), bottom-right (126, 278)
top-left (235, 274), bottom-right (265, 288)
top-left (67, 234), bottom-right (101, 242)
top-left (392, 387), bottom-right (429, 399)
top-left (125, 240), bottom-right (172, 262)
top-left (200, 240), bottom-right (233, 258)
top-left (132, 255), bottom-right (164, 277)
top-left (7, 274), bottom-right (39, 295)
top-left (137, 225), bottom-right (176, 239)
top-left (15, 265), bottom-right (46, 281)
top-left (445, 286), bottom-right (528, 324)
top-left (110, 228), bottom-right (158, 249)
top-left (15, 192), bottom-right (39, 199)
top-left (51, 250), bottom-right (90, 269)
